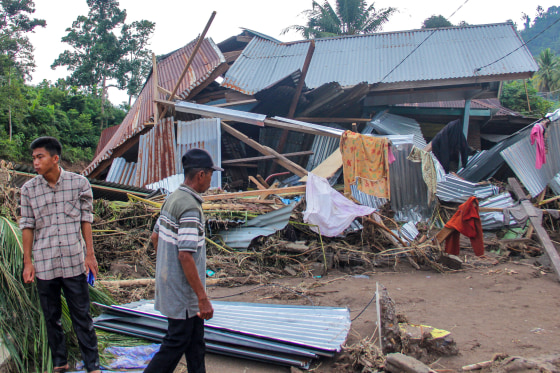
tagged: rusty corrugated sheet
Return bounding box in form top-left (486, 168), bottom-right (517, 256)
top-left (133, 117), bottom-right (177, 188)
top-left (83, 38), bottom-right (226, 177)
top-left (94, 124), bottom-right (121, 157)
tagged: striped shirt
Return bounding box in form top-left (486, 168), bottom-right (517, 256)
top-left (19, 168), bottom-right (94, 280)
top-left (153, 184), bottom-right (206, 319)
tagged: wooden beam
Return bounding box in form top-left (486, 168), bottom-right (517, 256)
top-left (288, 40), bottom-right (315, 119)
top-left (213, 99), bottom-right (258, 108)
top-left (249, 176), bottom-right (267, 190)
top-left (161, 11), bottom-right (216, 117)
top-left (223, 50), bottom-right (243, 64)
top-left (221, 151), bottom-right (314, 165)
top-left (508, 178), bottom-right (560, 282)
top-left (157, 85), bottom-right (173, 96)
top-left (203, 185), bottom-right (306, 201)
top-left (256, 175), bottom-right (270, 189)
top-left (186, 62), bottom-right (229, 100)
top-left (236, 35), bottom-right (253, 43)
top-left (221, 122), bottom-right (308, 177)
top-left (152, 53), bottom-right (159, 124)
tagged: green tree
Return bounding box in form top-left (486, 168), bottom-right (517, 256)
top-left (500, 80), bottom-right (555, 116)
top-left (421, 15), bottom-right (453, 29)
top-left (520, 6), bottom-right (560, 56)
top-left (116, 19), bottom-right (155, 105)
top-left (51, 0), bottom-right (154, 121)
top-left (533, 48), bottom-right (560, 92)
top-left (0, 0), bottom-right (45, 78)
top-left (283, 0), bottom-right (396, 39)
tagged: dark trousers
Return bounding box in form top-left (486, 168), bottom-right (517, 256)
top-left (36, 274), bottom-right (100, 372)
top-left (144, 312), bottom-right (206, 373)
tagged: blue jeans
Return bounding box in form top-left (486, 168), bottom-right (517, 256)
top-left (36, 274), bottom-right (100, 372)
top-left (144, 311), bottom-right (206, 373)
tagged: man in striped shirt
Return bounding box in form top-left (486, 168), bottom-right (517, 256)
top-left (144, 148), bottom-right (222, 373)
top-left (20, 137), bottom-right (100, 373)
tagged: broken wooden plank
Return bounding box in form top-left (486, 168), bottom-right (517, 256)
top-left (248, 176), bottom-right (267, 190)
top-left (508, 178), bottom-right (560, 281)
top-left (203, 185), bottom-right (306, 201)
top-left (299, 148), bottom-right (341, 182)
top-left (221, 151), bottom-right (313, 165)
top-left (221, 122), bottom-right (308, 177)
top-left (434, 227), bottom-right (456, 244)
top-left (256, 175), bottom-right (270, 189)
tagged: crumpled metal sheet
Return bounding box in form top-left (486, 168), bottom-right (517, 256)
top-left (216, 203), bottom-right (296, 249)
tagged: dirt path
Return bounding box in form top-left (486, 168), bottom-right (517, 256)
top-left (198, 258), bottom-right (560, 372)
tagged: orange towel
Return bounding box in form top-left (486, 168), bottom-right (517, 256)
top-left (444, 196), bottom-right (484, 256)
top-left (340, 131), bottom-right (391, 199)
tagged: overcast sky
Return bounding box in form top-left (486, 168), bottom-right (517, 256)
top-left (27, 0), bottom-right (558, 105)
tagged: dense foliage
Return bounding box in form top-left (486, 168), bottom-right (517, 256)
top-left (0, 76), bottom-right (127, 163)
top-left (520, 6), bottom-right (560, 56)
top-left (500, 79), bottom-right (555, 116)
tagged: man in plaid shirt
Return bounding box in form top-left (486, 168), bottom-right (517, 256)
top-left (20, 137), bottom-right (101, 373)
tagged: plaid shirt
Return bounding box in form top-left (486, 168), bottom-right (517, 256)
top-left (19, 168), bottom-right (94, 280)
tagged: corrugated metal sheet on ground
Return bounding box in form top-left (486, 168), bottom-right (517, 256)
top-left (134, 117), bottom-right (177, 188)
top-left (216, 203), bottom-right (296, 249)
top-left (436, 174), bottom-right (500, 203)
top-left (83, 38), bottom-right (226, 177)
top-left (500, 120), bottom-right (560, 197)
top-left (96, 299), bottom-right (350, 355)
top-left (223, 23), bottom-right (537, 95)
top-left (550, 173), bottom-right (560, 195)
top-left (367, 111), bottom-right (427, 149)
top-left (93, 304), bottom-right (314, 368)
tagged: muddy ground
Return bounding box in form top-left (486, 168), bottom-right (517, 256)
top-left (110, 255), bottom-right (560, 372)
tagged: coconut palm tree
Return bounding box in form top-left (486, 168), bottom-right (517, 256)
top-left (283, 0), bottom-right (396, 39)
top-left (533, 48), bottom-right (560, 92)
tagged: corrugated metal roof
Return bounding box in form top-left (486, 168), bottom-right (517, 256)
top-left (83, 38), bottom-right (226, 177)
top-left (223, 23), bottom-right (537, 95)
top-left (500, 120), bottom-right (560, 197)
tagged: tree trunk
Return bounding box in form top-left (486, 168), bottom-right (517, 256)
top-left (101, 75), bottom-right (107, 129)
top-left (8, 72), bottom-right (12, 141)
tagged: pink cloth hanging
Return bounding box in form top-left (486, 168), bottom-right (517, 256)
top-left (530, 122), bottom-right (546, 169)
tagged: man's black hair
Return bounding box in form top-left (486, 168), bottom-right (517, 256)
top-left (30, 137), bottom-right (62, 156)
top-left (184, 167), bottom-right (213, 180)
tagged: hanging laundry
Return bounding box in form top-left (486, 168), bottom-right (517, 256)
top-left (530, 121), bottom-right (547, 169)
top-left (303, 172), bottom-right (376, 237)
top-left (407, 146), bottom-right (438, 203)
top-left (430, 118), bottom-right (469, 173)
top-left (443, 196), bottom-right (484, 257)
top-left (340, 131), bottom-right (392, 199)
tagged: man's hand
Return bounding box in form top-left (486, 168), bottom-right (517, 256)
top-left (197, 297), bottom-right (214, 320)
top-left (22, 262), bottom-right (35, 283)
top-left (85, 253), bottom-right (99, 278)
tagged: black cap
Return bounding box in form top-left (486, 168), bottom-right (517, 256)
top-left (182, 148), bottom-right (224, 172)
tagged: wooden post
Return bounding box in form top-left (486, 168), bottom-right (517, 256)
top-left (509, 178), bottom-right (560, 282)
top-left (152, 53), bottom-right (159, 124)
top-left (221, 122), bottom-right (308, 177)
top-left (160, 11), bottom-right (216, 118)
top-left (270, 40), bottom-right (316, 175)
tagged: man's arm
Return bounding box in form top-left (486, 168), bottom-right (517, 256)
top-left (178, 251), bottom-right (213, 320)
top-left (81, 221), bottom-right (98, 278)
top-left (22, 228), bottom-right (35, 283)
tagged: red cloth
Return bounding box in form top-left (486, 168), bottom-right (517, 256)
top-left (444, 196), bottom-right (484, 256)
